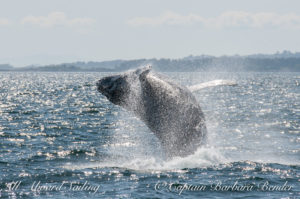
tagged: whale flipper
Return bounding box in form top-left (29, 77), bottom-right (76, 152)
top-left (188, 79), bottom-right (237, 92)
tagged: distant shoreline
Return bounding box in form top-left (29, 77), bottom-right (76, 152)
top-left (1, 52), bottom-right (300, 72)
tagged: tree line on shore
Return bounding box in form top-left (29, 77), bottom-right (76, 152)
top-left (1, 52), bottom-right (300, 72)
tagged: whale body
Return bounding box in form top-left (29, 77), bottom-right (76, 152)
top-left (96, 66), bottom-right (207, 158)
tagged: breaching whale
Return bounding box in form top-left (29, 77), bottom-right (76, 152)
top-left (96, 66), bottom-right (235, 158)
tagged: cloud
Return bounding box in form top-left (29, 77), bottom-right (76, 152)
top-left (127, 11), bottom-right (300, 29)
top-left (21, 12), bottom-right (95, 28)
top-left (0, 18), bottom-right (11, 26)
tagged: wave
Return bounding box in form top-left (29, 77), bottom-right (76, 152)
top-left (63, 146), bottom-right (227, 171)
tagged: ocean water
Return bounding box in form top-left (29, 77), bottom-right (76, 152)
top-left (0, 72), bottom-right (299, 198)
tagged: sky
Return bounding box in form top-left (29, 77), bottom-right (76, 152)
top-left (1, 0), bottom-right (300, 67)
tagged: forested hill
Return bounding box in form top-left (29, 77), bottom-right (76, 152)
top-left (2, 52), bottom-right (300, 72)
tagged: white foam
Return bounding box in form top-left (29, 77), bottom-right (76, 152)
top-left (63, 146), bottom-right (227, 172)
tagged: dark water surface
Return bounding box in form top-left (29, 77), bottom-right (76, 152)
top-left (0, 72), bottom-right (299, 198)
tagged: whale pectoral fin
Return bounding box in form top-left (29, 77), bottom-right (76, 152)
top-left (188, 79), bottom-right (237, 92)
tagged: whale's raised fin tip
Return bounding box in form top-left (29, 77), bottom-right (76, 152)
top-left (135, 65), bottom-right (152, 76)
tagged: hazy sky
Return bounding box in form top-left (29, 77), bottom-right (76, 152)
top-left (1, 0), bottom-right (300, 66)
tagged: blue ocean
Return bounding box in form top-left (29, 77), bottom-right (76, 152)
top-left (0, 72), bottom-right (299, 198)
